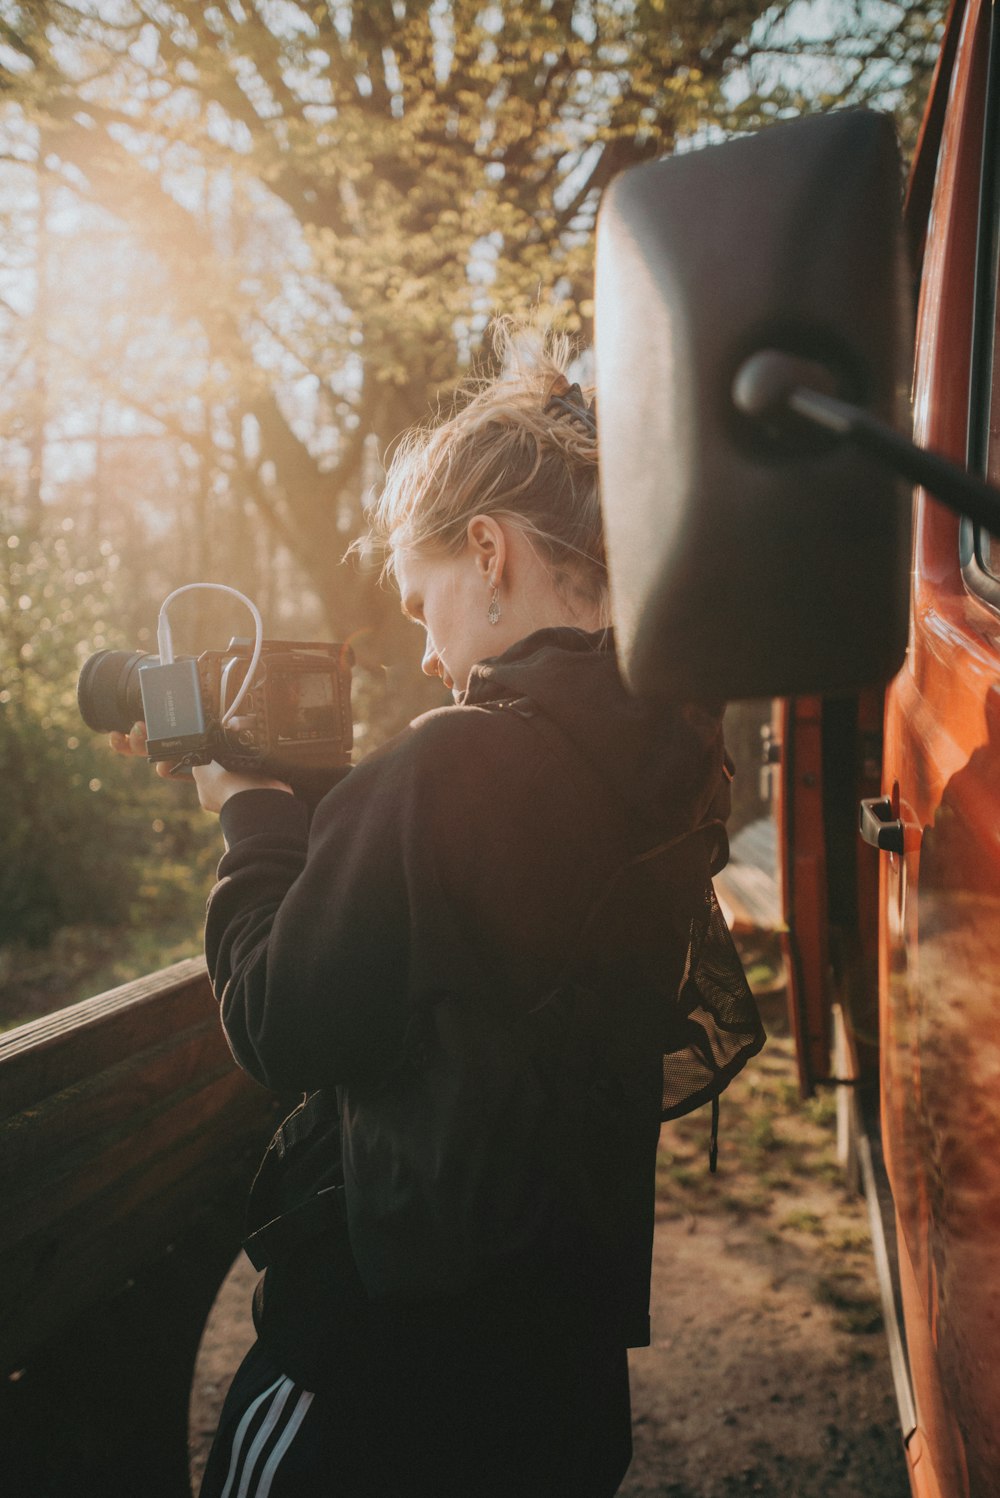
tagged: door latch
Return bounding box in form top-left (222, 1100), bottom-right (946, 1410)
top-left (859, 796), bottom-right (905, 854)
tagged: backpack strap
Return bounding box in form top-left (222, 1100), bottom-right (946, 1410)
top-left (242, 1090), bottom-right (348, 1270)
top-left (490, 694), bottom-right (729, 870)
top-left (489, 694), bottom-right (630, 864)
top-left (243, 1185), bottom-right (347, 1272)
top-left (485, 694), bottom-right (763, 1173)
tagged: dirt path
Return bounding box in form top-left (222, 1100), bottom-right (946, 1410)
top-left (189, 993), bottom-right (910, 1496)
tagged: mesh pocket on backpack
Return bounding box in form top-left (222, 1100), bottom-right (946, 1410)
top-left (661, 882), bottom-right (765, 1120)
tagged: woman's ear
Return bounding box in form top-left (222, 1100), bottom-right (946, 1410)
top-left (466, 514), bottom-right (507, 586)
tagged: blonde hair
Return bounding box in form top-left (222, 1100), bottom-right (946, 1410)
top-left (366, 323), bottom-right (606, 607)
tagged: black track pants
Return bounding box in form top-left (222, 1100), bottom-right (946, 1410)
top-left (198, 1344), bottom-right (326, 1498)
top-left (198, 1332), bottom-right (633, 1498)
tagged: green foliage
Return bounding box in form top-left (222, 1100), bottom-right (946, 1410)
top-left (0, 0), bottom-right (951, 985)
top-left (0, 513), bottom-right (218, 948)
top-left (0, 0), bottom-right (948, 663)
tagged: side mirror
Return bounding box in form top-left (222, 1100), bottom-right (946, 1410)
top-left (595, 109), bottom-right (912, 701)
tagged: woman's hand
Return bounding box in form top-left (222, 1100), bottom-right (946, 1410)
top-left (109, 721), bottom-right (161, 765)
top-left (109, 722), bottom-right (293, 815)
top-left (190, 760), bottom-right (293, 815)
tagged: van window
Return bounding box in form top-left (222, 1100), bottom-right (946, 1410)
top-left (984, 531), bottom-right (1000, 579)
top-left (967, 4), bottom-right (1000, 603)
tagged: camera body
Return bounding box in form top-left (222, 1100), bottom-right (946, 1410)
top-left (79, 637), bottom-right (354, 783)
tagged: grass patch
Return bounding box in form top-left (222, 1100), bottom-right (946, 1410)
top-left (747, 1113), bottom-right (781, 1153)
top-left (814, 1272), bottom-right (884, 1335)
top-left (722, 1189), bottom-right (771, 1215)
top-left (835, 1303), bottom-right (884, 1335)
top-left (828, 1226), bottom-right (871, 1253)
top-left (782, 1209), bottom-right (826, 1235)
top-left (804, 1091), bottom-right (837, 1128)
top-left (775, 1078), bottom-right (802, 1109)
top-left (0, 913), bottom-right (205, 1031)
top-left (657, 1162), bottom-right (702, 1191)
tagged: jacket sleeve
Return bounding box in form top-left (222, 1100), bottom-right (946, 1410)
top-left (205, 708), bottom-right (610, 1095)
top-left (206, 734), bottom-right (428, 1092)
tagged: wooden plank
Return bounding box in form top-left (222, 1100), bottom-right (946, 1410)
top-left (2, 1113), bottom-right (268, 1361)
top-left (0, 958), bottom-right (209, 1056)
top-left (714, 861), bottom-right (782, 933)
top-left (0, 957), bottom-right (280, 1372)
top-left (0, 1021), bottom-right (234, 1191)
top-left (0, 960), bottom-right (213, 1118)
top-left (1, 1064), bottom-right (272, 1250)
top-left (0, 1073), bottom-right (276, 1366)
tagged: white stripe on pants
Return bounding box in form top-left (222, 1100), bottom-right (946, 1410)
top-left (219, 1375), bottom-right (315, 1498)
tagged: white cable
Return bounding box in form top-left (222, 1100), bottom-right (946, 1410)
top-left (155, 583), bottom-right (264, 724)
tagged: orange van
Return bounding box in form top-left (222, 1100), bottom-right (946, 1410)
top-left (595, 2), bottom-right (1000, 1493)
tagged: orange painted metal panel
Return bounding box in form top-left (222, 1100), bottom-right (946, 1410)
top-left (882, 0), bottom-right (1000, 1487)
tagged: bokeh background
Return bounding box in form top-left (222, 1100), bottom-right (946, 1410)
top-left (0, 0), bottom-right (945, 1018)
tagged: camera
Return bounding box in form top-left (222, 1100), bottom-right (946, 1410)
top-left (78, 636), bottom-right (354, 794)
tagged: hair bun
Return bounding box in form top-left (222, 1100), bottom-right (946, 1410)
top-left (543, 382), bottom-right (597, 435)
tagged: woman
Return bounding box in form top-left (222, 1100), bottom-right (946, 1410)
top-left (114, 330), bottom-right (761, 1497)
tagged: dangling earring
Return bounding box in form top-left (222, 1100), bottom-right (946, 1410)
top-left (487, 585), bottom-right (501, 625)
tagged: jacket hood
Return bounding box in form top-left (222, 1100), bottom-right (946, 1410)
top-left (462, 628), bottom-right (728, 846)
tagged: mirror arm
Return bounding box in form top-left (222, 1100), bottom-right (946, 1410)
top-left (789, 387), bottom-right (1000, 534)
top-left (733, 350), bottom-right (1000, 535)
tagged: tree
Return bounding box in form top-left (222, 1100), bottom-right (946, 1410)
top-left (0, 0), bottom-right (950, 974)
top-left (725, 0), bottom-right (946, 155)
top-left (0, 0), bottom-right (947, 734)
top-left (0, 509), bottom-right (219, 947)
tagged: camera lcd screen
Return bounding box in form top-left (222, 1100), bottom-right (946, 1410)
top-left (273, 669), bottom-right (339, 743)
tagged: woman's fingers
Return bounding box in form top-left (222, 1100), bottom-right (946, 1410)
top-left (108, 722), bottom-right (157, 760)
top-left (106, 720), bottom-right (194, 788)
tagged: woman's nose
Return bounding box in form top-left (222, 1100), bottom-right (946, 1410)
top-left (421, 639), bottom-right (440, 678)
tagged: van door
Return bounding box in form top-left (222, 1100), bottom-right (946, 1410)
top-left (774, 696), bottom-right (833, 1096)
top-left (777, 681), bottom-right (884, 1100)
top-left (876, 0), bottom-right (1000, 1488)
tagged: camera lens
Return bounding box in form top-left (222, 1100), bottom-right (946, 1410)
top-left (77, 650), bottom-right (151, 733)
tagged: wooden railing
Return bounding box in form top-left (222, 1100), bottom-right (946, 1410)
top-left (0, 959), bottom-right (278, 1498)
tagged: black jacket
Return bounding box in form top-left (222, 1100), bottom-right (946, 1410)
top-left (209, 629), bottom-right (727, 1084)
top-left (206, 628), bottom-right (756, 1360)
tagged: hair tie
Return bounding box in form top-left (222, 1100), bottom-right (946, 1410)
top-left (543, 382), bottom-right (597, 436)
